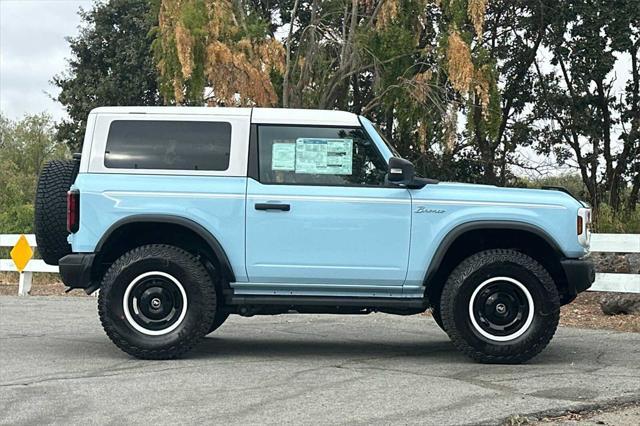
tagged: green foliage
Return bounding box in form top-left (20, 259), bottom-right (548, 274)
top-left (518, 174), bottom-right (589, 202)
top-left (517, 174), bottom-right (640, 233)
top-left (594, 204), bottom-right (640, 234)
top-left (532, 0), bottom-right (639, 210)
top-left (152, 0), bottom-right (282, 106)
top-left (0, 114), bottom-right (69, 234)
top-left (54, 0), bottom-right (161, 151)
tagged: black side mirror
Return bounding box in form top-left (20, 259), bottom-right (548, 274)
top-left (387, 157), bottom-right (438, 188)
top-left (387, 157), bottom-right (415, 186)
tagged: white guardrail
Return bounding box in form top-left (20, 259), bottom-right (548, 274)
top-left (1, 233), bottom-right (639, 296)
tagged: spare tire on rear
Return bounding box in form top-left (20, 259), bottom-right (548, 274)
top-left (34, 159), bottom-right (79, 265)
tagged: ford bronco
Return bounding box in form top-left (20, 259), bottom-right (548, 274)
top-left (34, 107), bottom-right (595, 363)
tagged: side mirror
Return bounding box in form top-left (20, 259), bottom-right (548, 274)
top-left (387, 157), bottom-right (415, 186)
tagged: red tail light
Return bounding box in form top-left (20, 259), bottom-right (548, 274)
top-left (577, 216), bottom-right (583, 235)
top-left (67, 189), bottom-right (80, 233)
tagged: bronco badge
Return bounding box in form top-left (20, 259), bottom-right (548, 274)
top-left (415, 206), bottom-right (445, 214)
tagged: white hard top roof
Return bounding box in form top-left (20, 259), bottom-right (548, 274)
top-left (251, 108), bottom-right (360, 126)
top-left (90, 106), bottom-right (361, 127)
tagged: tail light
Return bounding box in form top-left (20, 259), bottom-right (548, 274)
top-left (577, 207), bottom-right (591, 247)
top-left (67, 189), bottom-right (80, 233)
top-left (577, 216), bottom-right (583, 235)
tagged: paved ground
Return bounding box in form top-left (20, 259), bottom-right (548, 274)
top-left (1, 297), bottom-right (639, 425)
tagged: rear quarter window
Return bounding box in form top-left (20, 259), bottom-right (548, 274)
top-left (104, 120), bottom-right (231, 171)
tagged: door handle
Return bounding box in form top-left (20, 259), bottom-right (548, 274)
top-left (255, 203), bottom-right (290, 211)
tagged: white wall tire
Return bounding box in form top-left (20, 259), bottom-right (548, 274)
top-left (122, 271), bottom-right (188, 336)
top-left (440, 249), bottom-right (560, 364)
top-left (468, 277), bottom-right (535, 342)
top-left (98, 244), bottom-right (218, 359)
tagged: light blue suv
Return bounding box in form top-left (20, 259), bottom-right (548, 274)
top-left (34, 107), bottom-right (595, 363)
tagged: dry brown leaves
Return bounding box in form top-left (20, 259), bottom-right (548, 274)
top-left (158, 0), bottom-right (284, 105)
top-left (473, 64), bottom-right (492, 114)
top-left (446, 30), bottom-right (474, 94)
top-left (377, 0), bottom-right (399, 28)
top-left (467, 0), bottom-right (487, 39)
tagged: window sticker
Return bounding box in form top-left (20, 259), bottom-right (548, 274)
top-left (271, 142), bottom-right (296, 171)
top-left (295, 138), bottom-right (353, 175)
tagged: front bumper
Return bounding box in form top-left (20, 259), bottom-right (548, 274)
top-left (58, 253), bottom-right (97, 294)
top-left (560, 256), bottom-right (595, 304)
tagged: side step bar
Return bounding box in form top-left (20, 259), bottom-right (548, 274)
top-left (226, 295), bottom-right (427, 309)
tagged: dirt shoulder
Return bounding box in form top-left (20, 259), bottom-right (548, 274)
top-left (504, 400), bottom-right (640, 425)
top-left (0, 273), bottom-right (87, 297)
top-left (559, 291), bottom-right (639, 333)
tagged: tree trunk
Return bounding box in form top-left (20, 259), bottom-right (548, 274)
top-left (628, 172), bottom-right (640, 210)
top-left (282, 0), bottom-right (300, 108)
top-left (625, 45), bottom-right (640, 211)
top-left (472, 100), bottom-right (497, 184)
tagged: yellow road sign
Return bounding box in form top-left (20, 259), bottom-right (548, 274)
top-left (10, 234), bottom-right (33, 272)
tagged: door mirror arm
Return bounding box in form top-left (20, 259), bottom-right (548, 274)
top-left (386, 157), bottom-right (438, 189)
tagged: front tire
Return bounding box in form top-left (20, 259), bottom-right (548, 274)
top-left (98, 244), bottom-right (217, 359)
top-left (440, 249), bottom-right (560, 364)
top-left (207, 311), bottom-right (229, 334)
top-left (430, 305), bottom-right (445, 332)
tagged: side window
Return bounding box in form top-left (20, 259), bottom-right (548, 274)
top-left (105, 120), bottom-right (231, 170)
top-left (257, 125), bottom-right (388, 186)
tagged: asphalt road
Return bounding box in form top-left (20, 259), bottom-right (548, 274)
top-left (1, 296), bottom-right (639, 425)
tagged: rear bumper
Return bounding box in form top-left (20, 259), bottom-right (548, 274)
top-left (58, 253), bottom-right (96, 294)
top-left (560, 256), bottom-right (595, 304)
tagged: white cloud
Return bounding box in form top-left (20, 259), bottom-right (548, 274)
top-left (0, 0), bottom-right (92, 121)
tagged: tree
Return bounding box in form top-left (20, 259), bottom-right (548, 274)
top-left (279, 1), bottom-right (460, 176)
top-left (54, 0), bottom-right (161, 151)
top-left (426, 0), bottom-right (567, 185)
top-left (142, 0), bottom-right (638, 200)
top-left (152, 0), bottom-right (284, 106)
top-left (0, 114), bottom-right (68, 233)
top-left (148, 1), bottom-right (489, 181)
top-left (278, 0), bottom-right (562, 185)
top-left (532, 0), bottom-right (639, 211)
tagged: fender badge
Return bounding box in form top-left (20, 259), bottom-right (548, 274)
top-left (415, 207), bottom-right (445, 214)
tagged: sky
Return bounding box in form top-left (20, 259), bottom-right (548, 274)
top-left (0, 0), bottom-right (91, 121)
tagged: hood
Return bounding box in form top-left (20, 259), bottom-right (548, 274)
top-left (414, 182), bottom-right (584, 210)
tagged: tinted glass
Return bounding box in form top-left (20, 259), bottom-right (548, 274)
top-left (105, 120), bottom-right (231, 170)
top-left (257, 125), bottom-right (387, 186)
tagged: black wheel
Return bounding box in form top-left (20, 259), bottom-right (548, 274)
top-left (440, 249), bottom-right (560, 364)
top-left (34, 159), bottom-right (79, 265)
top-left (207, 311), bottom-right (229, 334)
top-left (430, 305), bottom-right (445, 331)
top-left (98, 244), bottom-right (217, 359)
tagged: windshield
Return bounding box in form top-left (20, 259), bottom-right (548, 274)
top-left (374, 124), bottom-right (401, 157)
top-left (358, 116), bottom-right (401, 158)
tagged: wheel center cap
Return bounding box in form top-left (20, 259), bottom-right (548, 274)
top-left (496, 303), bottom-right (507, 314)
top-left (151, 298), bottom-right (162, 309)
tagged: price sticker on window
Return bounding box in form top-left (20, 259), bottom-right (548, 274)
top-left (295, 138), bottom-right (353, 175)
top-left (271, 142), bottom-right (296, 171)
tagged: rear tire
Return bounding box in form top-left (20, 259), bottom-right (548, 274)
top-left (440, 249), bottom-right (560, 364)
top-left (34, 159), bottom-right (79, 265)
top-left (98, 244), bottom-right (217, 359)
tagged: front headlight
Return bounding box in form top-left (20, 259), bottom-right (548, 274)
top-left (577, 207), bottom-right (591, 247)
